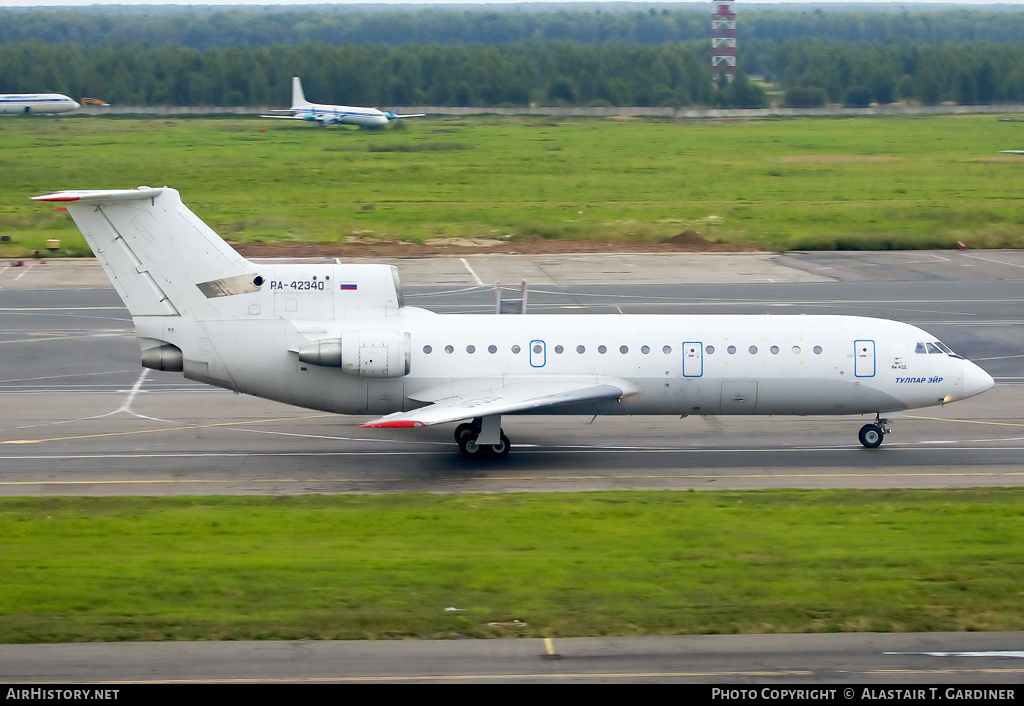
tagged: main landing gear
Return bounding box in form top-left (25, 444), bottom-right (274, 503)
top-left (858, 415), bottom-right (891, 448)
top-left (455, 416), bottom-right (510, 458)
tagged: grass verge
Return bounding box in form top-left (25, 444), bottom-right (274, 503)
top-left (2, 114), bottom-right (1024, 255)
top-left (2, 489), bottom-right (1023, 643)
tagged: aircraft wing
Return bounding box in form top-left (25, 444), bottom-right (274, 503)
top-left (1001, 150), bottom-right (1024, 154)
top-left (362, 378), bottom-right (638, 428)
top-left (260, 114), bottom-right (304, 119)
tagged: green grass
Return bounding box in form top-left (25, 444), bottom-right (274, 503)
top-left (2, 114), bottom-right (1024, 256)
top-left (2, 490), bottom-right (1024, 643)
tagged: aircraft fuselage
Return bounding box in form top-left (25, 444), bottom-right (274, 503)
top-left (131, 262), bottom-right (990, 420)
top-left (0, 94), bottom-right (80, 115)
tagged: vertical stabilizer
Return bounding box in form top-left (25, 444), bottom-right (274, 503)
top-left (32, 187), bottom-right (255, 319)
top-left (291, 77), bottom-right (309, 110)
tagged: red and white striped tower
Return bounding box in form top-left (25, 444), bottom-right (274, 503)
top-left (711, 2), bottom-right (737, 82)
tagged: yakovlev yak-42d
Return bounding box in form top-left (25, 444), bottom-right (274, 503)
top-left (33, 187), bottom-right (994, 457)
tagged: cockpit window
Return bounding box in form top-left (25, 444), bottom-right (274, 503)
top-left (917, 340), bottom-right (963, 358)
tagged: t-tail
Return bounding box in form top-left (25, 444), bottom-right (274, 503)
top-left (33, 186), bottom-right (414, 396)
top-left (32, 187), bottom-right (255, 319)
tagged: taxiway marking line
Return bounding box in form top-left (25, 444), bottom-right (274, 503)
top-left (0, 307), bottom-right (125, 312)
top-left (0, 414), bottom-right (335, 445)
top-left (459, 258), bottom-right (484, 286)
top-left (34, 668), bottom-right (1024, 683)
top-left (906, 415), bottom-right (1024, 428)
top-left (3, 470), bottom-right (1024, 487)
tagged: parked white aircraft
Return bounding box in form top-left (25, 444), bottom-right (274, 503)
top-left (33, 187), bottom-right (994, 457)
top-left (0, 93), bottom-right (80, 115)
top-left (262, 77), bottom-right (424, 128)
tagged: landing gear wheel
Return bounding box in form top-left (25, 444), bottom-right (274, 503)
top-left (454, 423), bottom-right (476, 445)
top-left (859, 424), bottom-right (884, 448)
top-left (489, 432), bottom-right (511, 458)
top-left (455, 421), bottom-right (484, 457)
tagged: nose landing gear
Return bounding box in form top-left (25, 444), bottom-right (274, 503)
top-left (858, 415), bottom-right (891, 448)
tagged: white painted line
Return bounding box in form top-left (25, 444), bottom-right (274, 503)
top-left (964, 253), bottom-right (1024, 269)
top-left (460, 258), bottom-right (484, 286)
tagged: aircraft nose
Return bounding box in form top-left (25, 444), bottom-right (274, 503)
top-left (71, 101), bottom-right (81, 110)
top-left (962, 360), bottom-right (995, 399)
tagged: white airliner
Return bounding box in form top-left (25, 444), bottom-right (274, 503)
top-left (33, 187), bottom-right (994, 457)
top-left (0, 93), bottom-right (80, 115)
top-left (262, 77), bottom-right (424, 128)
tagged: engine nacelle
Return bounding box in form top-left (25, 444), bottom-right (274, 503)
top-left (297, 331), bottom-right (411, 378)
top-left (139, 340), bottom-right (183, 372)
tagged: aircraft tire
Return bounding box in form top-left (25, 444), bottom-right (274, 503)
top-left (489, 432), bottom-right (511, 458)
top-left (454, 423), bottom-right (475, 444)
top-left (858, 424), bottom-right (884, 448)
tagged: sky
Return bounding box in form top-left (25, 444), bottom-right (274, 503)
top-left (5, 0), bottom-right (1024, 6)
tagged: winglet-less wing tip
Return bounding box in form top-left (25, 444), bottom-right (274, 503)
top-left (362, 420), bottom-right (425, 428)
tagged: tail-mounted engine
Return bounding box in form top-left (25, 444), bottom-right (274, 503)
top-left (297, 331), bottom-right (411, 378)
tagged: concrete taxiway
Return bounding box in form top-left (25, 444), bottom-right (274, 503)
top-left (2, 251), bottom-right (1023, 496)
top-left (4, 631), bottom-right (1024, 684)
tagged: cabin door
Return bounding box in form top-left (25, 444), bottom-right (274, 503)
top-left (854, 340), bottom-right (876, 378)
top-left (683, 342), bottom-right (703, 377)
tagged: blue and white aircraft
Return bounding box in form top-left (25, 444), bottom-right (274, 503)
top-left (0, 93), bottom-right (80, 115)
top-left (262, 77), bottom-right (424, 128)
top-left (33, 187), bottom-right (994, 457)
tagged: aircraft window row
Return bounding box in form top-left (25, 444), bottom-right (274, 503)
top-left (707, 345), bottom-right (823, 356)
top-left (422, 344), bottom-right (825, 356)
top-left (423, 344), bottom-right (673, 355)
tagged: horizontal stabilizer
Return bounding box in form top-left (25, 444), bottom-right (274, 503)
top-left (32, 187), bottom-right (166, 203)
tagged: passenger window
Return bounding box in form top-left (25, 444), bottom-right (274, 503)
top-left (555, 345), bottom-right (564, 354)
top-left (598, 345), bottom-right (607, 354)
top-left (619, 345), bottom-right (628, 354)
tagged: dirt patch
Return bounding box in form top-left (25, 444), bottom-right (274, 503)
top-left (232, 231), bottom-right (764, 259)
top-left (776, 155), bottom-right (903, 163)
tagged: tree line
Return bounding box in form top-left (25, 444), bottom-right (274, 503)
top-left (5, 38), bottom-right (1024, 110)
top-left (4, 6), bottom-right (1024, 49)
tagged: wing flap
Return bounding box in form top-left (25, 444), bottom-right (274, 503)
top-left (362, 379), bottom-right (637, 428)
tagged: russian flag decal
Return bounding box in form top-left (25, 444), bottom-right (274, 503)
top-left (339, 283), bottom-right (358, 291)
